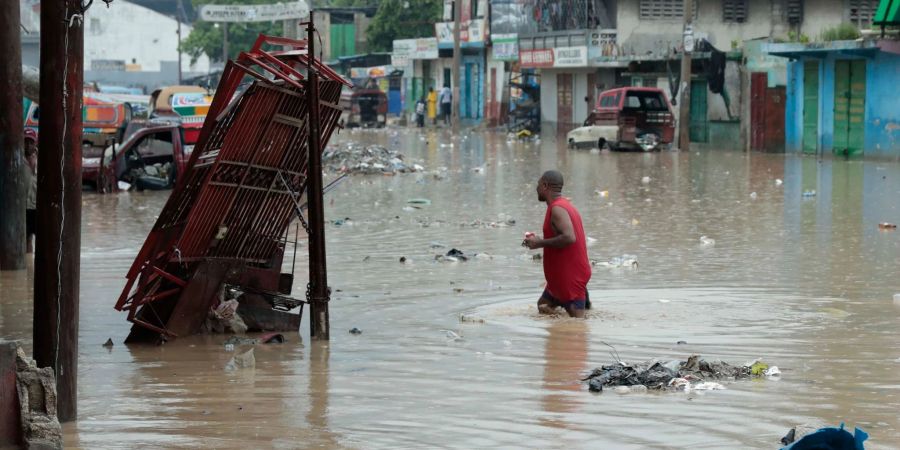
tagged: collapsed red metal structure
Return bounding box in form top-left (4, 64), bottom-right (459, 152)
top-left (115, 33), bottom-right (351, 342)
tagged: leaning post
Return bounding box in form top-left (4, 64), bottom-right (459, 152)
top-left (305, 15), bottom-right (330, 340)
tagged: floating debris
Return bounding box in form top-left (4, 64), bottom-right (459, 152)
top-left (878, 222), bottom-right (897, 230)
top-left (592, 254), bottom-right (638, 268)
top-left (699, 236), bottom-right (716, 247)
top-left (584, 354), bottom-right (775, 393)
top-left (323, 143), bottom-right (426, 175)
top-left (349, 327), bottom-right (363, 335)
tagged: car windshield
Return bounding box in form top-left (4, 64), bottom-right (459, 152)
top-left (623, 91), bottom-right (669, 111)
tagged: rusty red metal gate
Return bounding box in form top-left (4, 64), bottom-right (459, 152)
top-left (750, 72), bottom-right (786, 153)
top-left (114, 34), bottom-right (351, 341)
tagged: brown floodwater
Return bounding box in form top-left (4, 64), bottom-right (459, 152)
top-left (1, 127), bottom-right (899, 448)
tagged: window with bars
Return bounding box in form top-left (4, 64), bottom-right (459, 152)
top-left (786, 0), bottom-right (803, 25)
top-left (639, 0), bottom-right (697, 20)
top-left (722, 0), bottom-right (748, 23)
top-left (848, 0), bottom-right (880, 24)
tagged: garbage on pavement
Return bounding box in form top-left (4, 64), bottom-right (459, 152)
top-left (584, 354), bottom-right (777, 393)
top-left (323, 142), bottom-right (426, 175)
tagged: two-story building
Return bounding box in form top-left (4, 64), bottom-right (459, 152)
top-left (20, 0), bottom-right (212, 92)
top-left (509, 0), bottom-right (873, 150)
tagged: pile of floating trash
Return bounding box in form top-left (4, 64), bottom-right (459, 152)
top-left (323, 142), bottom-right (424, 174)
top-left (584, 354), bottom-right (779, 393)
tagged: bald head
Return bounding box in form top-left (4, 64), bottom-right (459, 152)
top-left (537, 170), bottom-right (564, 202)
top-left (541, 170), bottom-right (564, 190)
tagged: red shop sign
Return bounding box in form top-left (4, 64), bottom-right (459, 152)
top-left (520, 49), bottom-right (554, 68)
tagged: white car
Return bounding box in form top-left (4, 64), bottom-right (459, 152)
top-left (566, 124), bottom-right (618, 149)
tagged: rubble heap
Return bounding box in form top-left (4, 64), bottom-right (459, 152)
top-left (323, 143), bottom-right (424, 175)
top-left (584, 354), bottom-right (777, 393)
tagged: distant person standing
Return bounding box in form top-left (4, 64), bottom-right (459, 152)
top-left (426, 87), bottom-right (437, 125)
top-left (23, 129), bottom-right (38, 254)
top-left (415, 96), bottom-right (426, 128)
top-left (523, 170), bottom-right (592, 318)
top-left (439, 84), bottom-right (452, 125)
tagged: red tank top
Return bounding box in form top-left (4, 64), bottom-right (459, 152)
top-left (542, 197), bottom-right (592, 302)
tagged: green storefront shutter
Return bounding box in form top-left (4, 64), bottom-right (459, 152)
top-left (689, 79), bottom-right (709, 143)
top-left (802, 61), bottom-right (819, 155)
top-left (833, 60), bottom-right (866, 157)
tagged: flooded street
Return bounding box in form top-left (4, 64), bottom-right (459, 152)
top-left (2, 127), bottom-right (900, 448)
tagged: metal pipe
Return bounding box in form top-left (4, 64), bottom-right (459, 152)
top-left (306, 15), bottom-right (329, 340)
top-left (678, 0), bottom-right (693, 152)
top-left (33, 0), bottom-right (84, 422)
top-left (0, 0), bottom-right (26, 270)
top-left (451, 0), bottom-right (462, 132)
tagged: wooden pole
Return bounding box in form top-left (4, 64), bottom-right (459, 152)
top-left (33, 0), bottom-right (83, 422)
top-left (306, 16), bottom-right (330, 341)
top-left (678, 0), bottom-right (693, 151)
top-left (451, 0), bottom-right (462, 132)
top-left (0, 0), bottom-right (26, 271)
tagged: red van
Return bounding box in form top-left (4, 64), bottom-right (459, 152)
top-left (568, 87), bottom-right (675, 151)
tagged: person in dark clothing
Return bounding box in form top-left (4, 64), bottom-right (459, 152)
top-left (415, 97), bottom-right (426, 128)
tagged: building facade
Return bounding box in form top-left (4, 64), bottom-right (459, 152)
top-left (767, 40), bottom-right (900, 159)
top-left (20, 0), bottom-right (212, 92)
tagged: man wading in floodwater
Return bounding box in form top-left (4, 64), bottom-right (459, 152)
top-left (524, 170), bottom-right (592, 318)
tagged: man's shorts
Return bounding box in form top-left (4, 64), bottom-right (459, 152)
top-left (541, 289), bottom-right (590, 310)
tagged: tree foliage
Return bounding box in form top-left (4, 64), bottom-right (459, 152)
top-left (181, 0), bottom-right (286, 64)
top-left (366, 0), bottom-right (441, 52)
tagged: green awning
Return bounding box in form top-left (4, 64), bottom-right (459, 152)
top-left (874, 0), bottom-right (900, 25)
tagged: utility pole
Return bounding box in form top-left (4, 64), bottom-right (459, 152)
top-left (0, 0), bottom-right (25, 271)
top-left (306, 16), bottom-right (330, 341)
top-left (451, 0), bottom-right (462, 133)
top-left (678, 0), bottom-right (693, 151)
top-left (177, 21), bottom-right (183, 84)
top-left (34, 0), bottom-right (84, 422)
top-left (222, 23), bottom-right (229, 65)
top-left (177, 0), bottom-right (186, 84)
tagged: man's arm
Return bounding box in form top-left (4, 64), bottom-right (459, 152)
top-left (525, 206), bottom-right (576, 249)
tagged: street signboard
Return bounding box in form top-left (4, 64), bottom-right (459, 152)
top-left (198, 1), bottom-right (310, 23)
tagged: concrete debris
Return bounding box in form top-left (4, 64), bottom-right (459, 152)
top-left (585, 354), bottom-right (774, 393)
top-left (225, 348), bottom-right (255, 371)
top-left (15, 347), bottom-right (63, 449)
top-left (323, 143), bottom-right (426, 175)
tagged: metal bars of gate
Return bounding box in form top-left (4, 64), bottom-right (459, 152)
top-left (115, 34), bottom-right (351, 337)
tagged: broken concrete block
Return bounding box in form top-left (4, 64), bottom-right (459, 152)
top-left (15, 347), bottom-right (62, 450)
